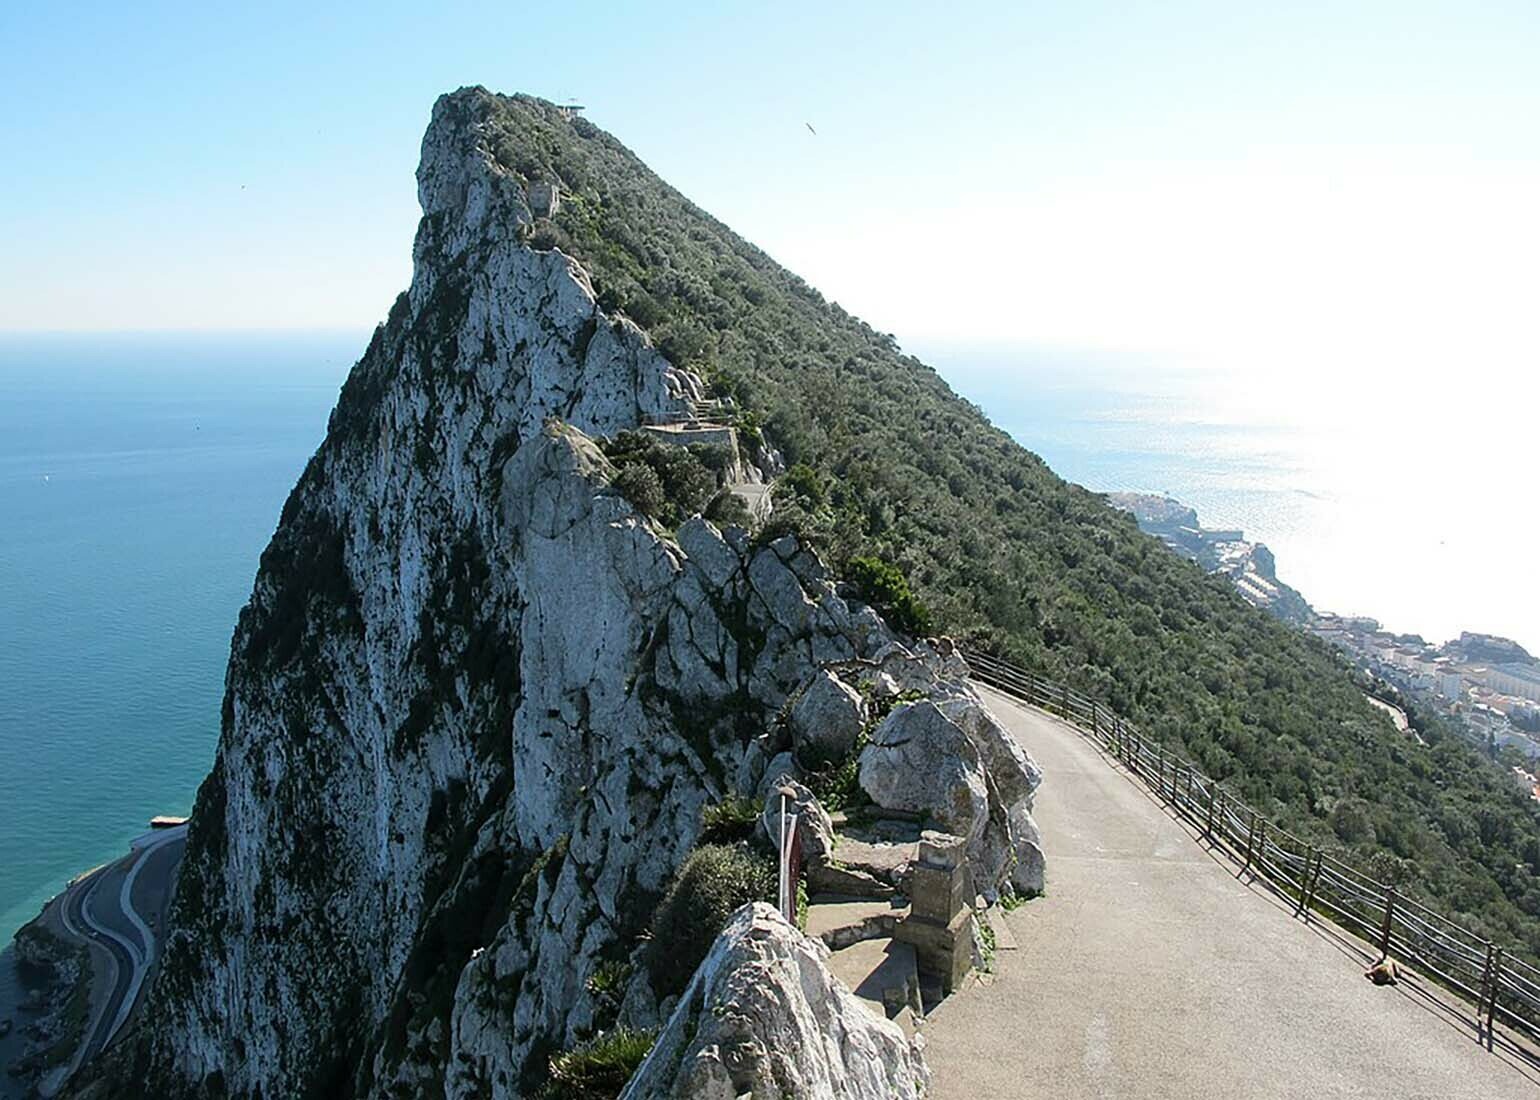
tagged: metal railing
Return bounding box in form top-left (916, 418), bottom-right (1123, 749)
top-left (963, 647), bottom-right (1540, 1048)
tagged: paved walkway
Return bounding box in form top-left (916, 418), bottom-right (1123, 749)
top-left (924, 685), bottom-right (1540, 1099)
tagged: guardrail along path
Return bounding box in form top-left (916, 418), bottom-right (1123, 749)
top-left (921, 676), bottom-right (1539, 1099)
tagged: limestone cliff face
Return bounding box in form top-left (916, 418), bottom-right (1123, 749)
top-left (99, 89), bottom-right (934, 1100)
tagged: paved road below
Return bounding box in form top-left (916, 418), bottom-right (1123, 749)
top-left (923, 686), bottom-right (1540, 1099)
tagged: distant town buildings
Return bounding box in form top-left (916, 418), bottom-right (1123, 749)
top-left (1103, 490), bottom-right (1540, 773)
top-left (1482, 663), bottom-right (1540, 703)
top-left (1309, 614), bottom-right (1540, 766)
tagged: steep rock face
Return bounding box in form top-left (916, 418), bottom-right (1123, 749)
top-left (620, 903), bottom-right (928, 1100)
top-left (95, 90), bottom-right (925, 1100)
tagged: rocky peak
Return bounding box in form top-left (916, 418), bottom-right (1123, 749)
top-left (73, 90), bottom-right (1042, 1100)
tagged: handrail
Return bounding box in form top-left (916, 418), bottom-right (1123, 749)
top-left (963, 647), bottom-right (1540, 1047)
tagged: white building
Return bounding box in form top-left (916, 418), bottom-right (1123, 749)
top-left (1485, 663), bottom-right (1540, 704)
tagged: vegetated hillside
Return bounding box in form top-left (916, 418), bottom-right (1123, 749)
top-left (487, 91), bottom-right (1540, 954)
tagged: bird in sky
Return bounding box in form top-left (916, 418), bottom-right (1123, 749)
top-left (805, 122), bottom-right (817, 136)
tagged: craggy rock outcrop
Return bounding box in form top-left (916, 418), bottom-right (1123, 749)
top-left (789, 668), bottom-right (868, 760)
top-left (758, 777), bottom-right (835, 865)
top-left (9, 921), bottom-right (91, 1087)
top-left (861, 701), bottom-right (990, 843)
top-left (859, 673), bottom-right (1044, 900)
top-left (620, 903), bottom-right (928, 1100)
top-left (80, 89), bottom-right (950, 1100)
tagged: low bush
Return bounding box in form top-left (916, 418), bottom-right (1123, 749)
top-left (646, 842), bottom-right (776, 996)
top-left (800, 733), bottom-right (870, 813)
top-left (542, 1027), bottom-right (657, 1099)
top-left (704, 487), bottom-right (754, 529)
top-left (846, 555), bottom-right (932, 637)
top-left (602, 431), bottom-right (717, 526)
top-left (699, 795), bottom-right (762, 845)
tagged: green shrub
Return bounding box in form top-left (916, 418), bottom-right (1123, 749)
top-left (1330, 798), bottom-right (1376, 845)
top-left (704, 488), bottom-right (754, 529)
top-left (583, 959), bottom-right (631, 1026)
top-left (646, 843), bottom-right (776, 996)
top-left (778, 463), bottom-right (827, 510)
top-left (688, 442), bottom-right (735, 476)
top-left (612, 463), bottom-right (666, 518)
top-left (846, 555), bottom-right (933, 637)
top-left (800, 733), bottom-right (871, 813)
top-left (543, 1027), bottom-right (657, 1099)
top-left (699, 795), bottom-right (762, 845)
top-left (602, 432), bottom-right (718, 526)
top-left (527, 218), bottom-right (573, 252)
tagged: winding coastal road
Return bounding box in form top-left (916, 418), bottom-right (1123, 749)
top-left (924, 686), bottom-right (1540, 1098)
top-left (53, 825), bottom-right (186, 1075)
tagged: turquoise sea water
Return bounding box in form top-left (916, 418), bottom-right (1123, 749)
top-left (0, 334), bottom-right (356, 945)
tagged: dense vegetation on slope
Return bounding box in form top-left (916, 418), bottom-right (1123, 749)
top-left (475, 92), bottom-right (1540, 954)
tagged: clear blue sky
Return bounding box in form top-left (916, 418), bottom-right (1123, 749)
top-left (2, 0), bottom-right (1537, 359)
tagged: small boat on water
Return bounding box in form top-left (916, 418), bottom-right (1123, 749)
top-left (149, 815), bottom-right (188, 830)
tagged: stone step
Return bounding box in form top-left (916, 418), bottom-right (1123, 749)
top-left (805, 896), bottom-right (909, 951)
top-left (808, 860), bottom-right (894, 900)
top-left (826, 937), bottom-right (923, 1036)
top-left (830, 830), bottom-right (917, 890)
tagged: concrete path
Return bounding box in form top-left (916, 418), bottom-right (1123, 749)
top-left (923, 685), bottom-right (1540, 1099)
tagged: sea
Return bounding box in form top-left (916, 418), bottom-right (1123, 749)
top-left (0, 334), bottom-right (359, 953)
top-left (0, 333), bottom-right (1532, 1012)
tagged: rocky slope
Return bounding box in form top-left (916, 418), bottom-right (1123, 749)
top-left (621, 904), bottom-right (927, 1100)
top-left (73, 89), bottom-right (1038, 1099)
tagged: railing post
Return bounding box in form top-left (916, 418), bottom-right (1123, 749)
top-left (1377, 887), bottom-right (1397, 959)
top-left (1242, 811), bottom-right (1258, 873)
top-left (1090, 700), bottom-right (1099, 741)
top-left (1478, 942), bottom-right (1496, 1037)
top-left (1487, 947), bottom-right (1505, 1037)
top-left (1204, 782), bottom-right (1217, 840)
top-left (1295, 847), bottom-right (1314, 916)
top-left (1299, 850), bottom-right (1324, 918)
top-left (1255, 817), bottom-right (1267, 873)
top-left (1061, 683), bottom-right (1071, 718)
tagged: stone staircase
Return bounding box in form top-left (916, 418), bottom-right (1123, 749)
top-left (802, 816), bottom-right (979, 1037)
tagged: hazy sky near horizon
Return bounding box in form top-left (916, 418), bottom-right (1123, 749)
top-left (3, 2), bottom-right (1537, 359)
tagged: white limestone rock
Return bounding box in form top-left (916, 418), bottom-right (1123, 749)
top-left (860, 701), bottom-right (990, 848)
top-left (1008, 801), bottom-right (1046, 896)
top-left (115, 86), bottom-right (1009, 1100)
top-left (758, 779), bottom-right (834, 864)
top-left (756, 751), bottom-right (800, 801)
top-left (860, 690), bottom-right (1046, 900)
top-left (789, 668), bottom-right (868, 761)
top-left (620, 903), bottom-right (928, 1100)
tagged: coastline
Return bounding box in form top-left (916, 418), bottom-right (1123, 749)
top-left (0, 824), bottom-right (186, 1097)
